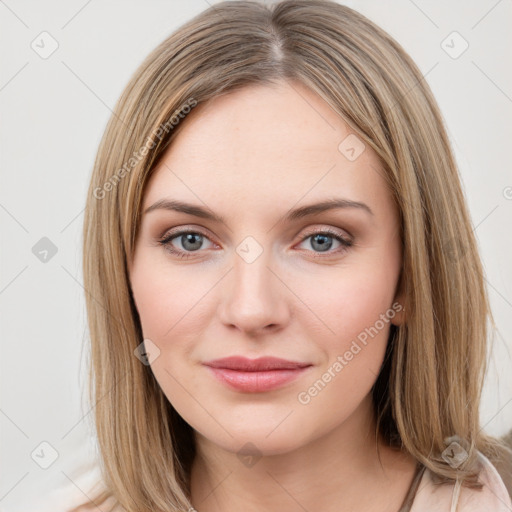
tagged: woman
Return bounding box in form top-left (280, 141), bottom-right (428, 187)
top-left (75, 1), bottom-right (512, 510)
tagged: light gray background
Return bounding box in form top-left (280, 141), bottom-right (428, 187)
top-left (1, 0), bottom-right (511, 509)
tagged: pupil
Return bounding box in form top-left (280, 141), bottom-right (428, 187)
top-left (313, 234), bottom-right (332, 252)
top-left (183, 233), bottom-right (202, 251)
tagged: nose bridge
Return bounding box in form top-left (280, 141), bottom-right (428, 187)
top-left (233, 248), bottom-right (273, 302)
top-left (219, 238), bottom-right (288, 333)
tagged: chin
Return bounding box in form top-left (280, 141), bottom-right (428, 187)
top-left (227, 434), bottom-right (304, 459)
top-left (193, 417), bottom-right (313, 458)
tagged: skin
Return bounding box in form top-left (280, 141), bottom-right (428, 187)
top-left (128, 80), bottom-right (417, 512)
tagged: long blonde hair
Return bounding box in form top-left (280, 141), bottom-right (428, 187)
top-left (79, 1), bottom-right (510, 510)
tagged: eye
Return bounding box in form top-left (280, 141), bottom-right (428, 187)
top-left (157, 227), bottom-right (353, 260)
top-left (296, 228), bottom-right (353, 258)
top-left (157, 229), bottom-right (216, 259)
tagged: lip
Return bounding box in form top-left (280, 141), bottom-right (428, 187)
top-left (203, 356), bottom-right (312, 393)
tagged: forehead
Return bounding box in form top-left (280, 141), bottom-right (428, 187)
top-left (142, 81), bottom-right (394, 220)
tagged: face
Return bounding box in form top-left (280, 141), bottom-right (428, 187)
top-left (129, 80), bottom-right (404, 457)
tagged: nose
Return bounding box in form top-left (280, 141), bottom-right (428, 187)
top-left (217, 250), bottom-right (290, 336)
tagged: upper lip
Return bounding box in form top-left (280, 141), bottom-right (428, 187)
top-left (203, 356), bottom-right (312, 371)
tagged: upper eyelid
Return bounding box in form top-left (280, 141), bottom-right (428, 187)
top-left (160, 226), bottom-right (214, 243)
top-left (159, 225), bottom-right (351, 246)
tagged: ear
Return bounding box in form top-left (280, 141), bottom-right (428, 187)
top-left (390, 272), bottom-right (407, 326)
top-left (390, 296), bottom-right (406, 326)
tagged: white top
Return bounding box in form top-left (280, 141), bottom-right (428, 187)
top-left (410, 450), bottom-right (512, 511)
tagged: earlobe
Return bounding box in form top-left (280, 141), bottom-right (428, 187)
top-left (391, 269), bottom-right (407, 325)
top-left (390, 287), bottom-right (407, 326)
top-left (390, 303), bottom-right (406, 326)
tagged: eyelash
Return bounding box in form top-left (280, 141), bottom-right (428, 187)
top-left (157, 227), bottom-right (353, 260)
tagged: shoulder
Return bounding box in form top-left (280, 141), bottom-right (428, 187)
top-left (411, 451), bottom-right (512, 512)
top-left (456, 451), bottom-right (512, 511)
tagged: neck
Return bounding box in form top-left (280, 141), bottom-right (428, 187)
top-left (189, 394), bottom-right (417, 512)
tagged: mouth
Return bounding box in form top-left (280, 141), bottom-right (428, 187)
top-left (203, 356), bottom-right (313, 393)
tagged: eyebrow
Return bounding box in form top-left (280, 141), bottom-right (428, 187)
top-left (143, 197), bottom-right (374, 224)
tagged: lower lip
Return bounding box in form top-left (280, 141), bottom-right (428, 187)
top-left (205, 366), bottom-right (311, 393)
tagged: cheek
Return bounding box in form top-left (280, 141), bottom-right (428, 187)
top-left (295, 264), bottom-right (398, 344)
top-left (131, 246), bottom-right (398, 367)
top-left (128, 246), bottom-right (399, 448)
top-left (293, 267), bottom-right (397, 400)
top-left (130, 251), bottom-right (210, 341)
